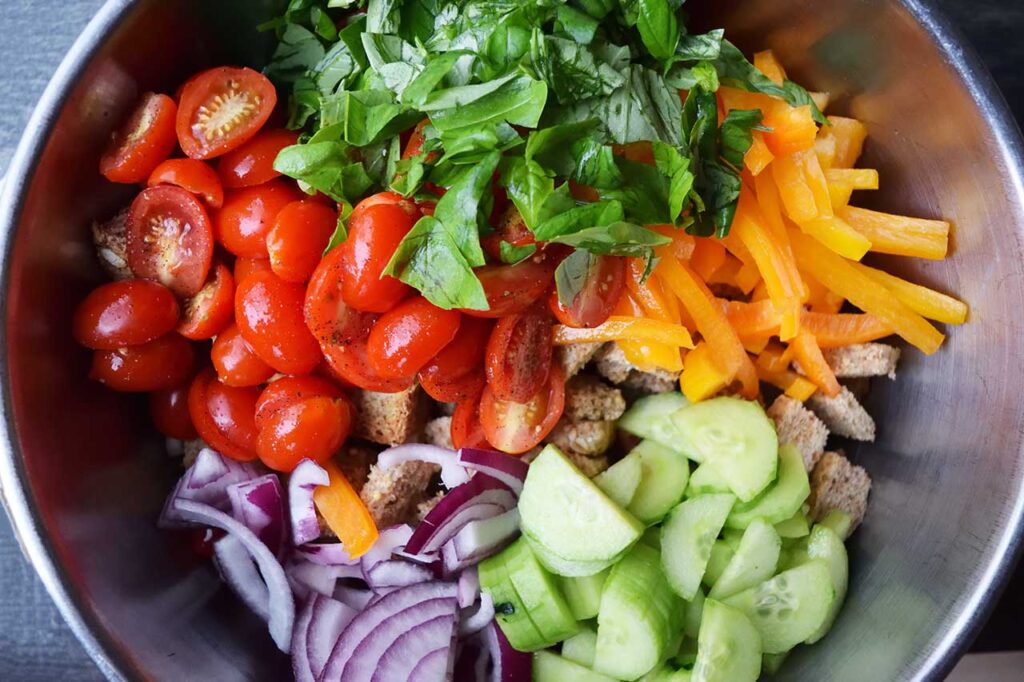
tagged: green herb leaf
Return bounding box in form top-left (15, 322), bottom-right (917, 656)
top-left (673, 29), bottom-right (724, 61)
top-left (431, 151), bottom-right (501, 267)
top-left (555, 248), bottom-right (597, 306)
top-left (366, 0), bottom-right (402, 33)
top-left (523, 32), bottom-right (626, 105)
top-left (274, 141), bottom-right (374, 204)
top-left (555, 5), bottom-right (600, 44)
top-left (719, 108), bottom-right (764, 167)
top-left (320, 89), bottom-right (422, 146)
top-left (430, 75), bottom-right (548, 132)
top-left (265, 24), bottom-right (326, 85)
top-left (549, 221), bottom-right (672, 256)
top-left (636, 0), bottom-right (679, 61)
top-left (533, 200), bottom-right (624, 241)
top-left (499, 241), bottom-right (538, 264)
top-left (400, 51), bottom-right (474, 105)
top-left (651, 140), bottom-right (695, 222)
top-left (715, 40), bottom-right (827, 125)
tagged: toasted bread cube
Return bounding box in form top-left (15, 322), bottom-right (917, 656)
top-left (808, 451), bottom-right (871, 532)
top-left (563, 449), bottom-right (610, 478)
top-left (359, 461), bottom-right (437, 528)
top-left (767, 395), bottom-right (829, 472)
top-left (335, 443), bottom-right (376, 494)
top-left (548, 419), bottom-right (616, 457)
top-left (416, 491), bottom-right (446, 522)
top-left (595, 343), bottom-right (679, 394)
top-left (352, 385), bottom-right (428, 446)
top-left (564, 374), bottom-right (627, 422)
top-left (822, 343), bottom-right (900, 379)
top-left (423, 416), bottom-right (454, 450)
top-left (807, 386), bottom-right (876, 441)
top-left (557, 342), bottom-right (603, 379)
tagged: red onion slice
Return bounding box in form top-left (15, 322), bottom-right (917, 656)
top-left (360, 524), bottom-right (414, 573)
top-left (289, 459), bottom-right (329, 546)
top-left (458, 448), bottom-right (529, 495)
top-left (291, 597), bottom-right (316, 682)
top-left (295, 542), bottom-right (357, 566)
top-left (364, 560), bottom-right (435, 591)
top-left (227, 474), bottom-right (286, 557)
top-left (457, 567), bottom-right (480, 608)
top-left (409, 647), bottom-right (452, 680)
top-left (459, 593), bottom-right (496, 636)
top-left (307, 595), bottom-right (358, 679)
top-left (441, 508), bottom-right (521, 576)
top-left (159, 448), bottom-right (262, 527)
top-left (334, 585), bottom-right (375, 611)
top-left (287, 560), bottom-right (363, 600)
top-left (483, 621), bottom-right (531, 682)
top-left (405, 474), bottom-right (516, 556)
top-left (213, 535), bottom-right (270, 622)
top-left (377, 443), bottom-right (471, 489)
top-left (371, 613), bottom-right (458, 682)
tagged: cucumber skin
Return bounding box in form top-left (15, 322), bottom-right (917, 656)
top-left (692, 599), bottom-right (763, 682)
top-left (524, 529), bottom-right (621, 577)
top-left (503, 538), bottom-right (580, 645)
top-left (726, 445), bottom-right (810, 529)
top-left (775, 510), bottom-right (811, 539)
top-left (559, 570), bottom-right (609, 621)
top-left (819, 509), bottom-right (853, 541)
top-left (627, 440), bottom-right (691, 524)
top-left (686, 462), bottom-right (731, 498)
top-left (533, 650), bottom-right (617, 682)
top-left (804, 525), bottom-right (849, 643)
top-left (479, 551), bottom-right (548, 651)
top-left (660, 494), bottom-right (736, 600)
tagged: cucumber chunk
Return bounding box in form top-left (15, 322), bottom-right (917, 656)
top-left (702, 541), bottom-right (735, 589)
top-left (561, 627), bottom-right (599, 668)
top-left (559, 570), bottom-right (609, 621)
top-left (520, 445), bottom-right (644, 566)
top-left (618, 392), bottom-right (692, 452)
top-left (502, 538), bottom-right (580, 645)
top-left (671, 397), bottom-right (777, 502)
top-left (684, 588), bottom-right (706, 639)
top-left (595, 544), bottom-right (681, 680)
top-left (775, 509), bottom-right (810, 539)
top-left (686, 462), bottom-right (731, 498)
top-left (660, 494), bottom-right (736, 600)
top-left (762, 652), bottom-right (789, 676)
top-left (479, 550), bottom-right (547, 651)
top-left (726, 445), bottom-right (810, 529)
top-left (595, 452), bottom-right (643, 507)
top-left (692, 599), bottom-right (763, 682)
top-left (524, 532), bottom-right (619, 577)
top-left (673, 637), bottom-right (699, 668)
top-left (804, 525), bottom-right (848, 643)
top-left (709, 518), bottom-right (782, 599)
top-left (627, 440), bottom-right (691, 524)
top-left (819, 509), bottom-right (853, 541)
top-left (533, 650), bottom-right (617, 682)
top-left (641, 666), bottom-right (693, 682)
top-left (723, 561), bottom-right (835, 653)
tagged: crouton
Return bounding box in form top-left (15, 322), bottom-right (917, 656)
top-left (359, 461), bottom-right (437, 528)
top-left (766, 396), bottom-right (829, 472)
top-left (557, 342), bottom-right (603, 379)
top-left (807, 386), bottom-right (876, 441)
top-left (822, 343), bottom-right (900, 379)
top-left (182, 439), bottom-right (207, 469)
top-left (563, 450), bottom-right (610, 478)
top-left (352, 385), bottom-right (428, 445)
top-left (335, 443), bottom-right (376, 494)
top-left (595, 343), bottom-right (679, 394)
top-left (91, 208), bottom-right (132, 280)
top-left (548, 419), bottom-right (616, 457)
top-left (564, 374), bottom-right (626, 421)
top-left (808, 451), bottom-right (871, 532)
top-left (424, 416), bottom-right (454, 450)
top-left (416, 491), bottom-right (445, 522)
top-left (497, 203), bottom-right (528, 236)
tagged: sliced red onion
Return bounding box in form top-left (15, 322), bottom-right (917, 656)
top-left (294, 542), bottom-right (357, 567)
top-left (457, 567), bottom-right (480, 609)
top-left (377, 443), bottom-right (471, 489)
top-left (227, 474), bottom-right (286, 557)
top-left (364, 560), bottom-right (435, 591)
top-left (334, 585), bottom-right (375, 611)
top-left (213, 535), bottom-right (270, 622)
top-left (441, 508), bottom-right (521, 576)
top-left (307, 595), bottom-right (358, 679)
top-left (459, 593), bottom-right (495, 636)
top-left (172, 498), bottom-right (294, 653)
top-left (287, 560), bottom-right (363, 600)
top-left (321, 581), bottom-right (459, 682)
top-left (458, 448), bottom-right (529, 495)
top-left (372, 613), bottom-right (458, 681)
top-left (405, 474), bottom-right (516, 556)
top-left (483, 621), bottom-right (531, 682)
top-left (409, 647), bottom-right (452, 680)
top-left (289, 459), bottom-right (329, 546)
top-left (159, 448), bottom-right (262, 527)
top-left (291, 597), bottom-right (316, 682)
top-left (360, 524), bottom-right (415, 573)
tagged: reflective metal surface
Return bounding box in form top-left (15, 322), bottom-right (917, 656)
top-left (0, 1), bottom-right (1022, 680)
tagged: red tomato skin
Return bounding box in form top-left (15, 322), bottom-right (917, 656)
top-left (218, 129), bottom-right (299, 188)
top-left (254, 376), bottom-right (343, 430)
top-left (177, 263), bottom-right (235, 340)
top-left (147, 158), bottom-right (225, 208)
top-left (256, 396), bottom-right (351, 472)
top-left (418, 316), bottom-right (492, 402)
top-left (211, 324), bottom-right (276, 387)
top-left (235, 271), bottom-right (322, 375)
top-left (420, 369), bottom-right (486, 404)
top-left (234, 257), bottom-right (272, 284)
top-left (215, 179), bottom-right (303, 258)
top-left (73, 279), bottom-right (179, 350)
top-left (188, 369), bottom-right (259, 461)
top-left (176, 67), bottom-right (277, 160)
top-left (366, 297), bottom-right (461, 379)
top-left (267, 201), bottom-right (338, 283)
top-left (338, 195), bottom-right (419, 312)
top-left (547, 255), bottom-right (627, 328)
top-left (100, 93), bottom-right (179, 183)
top-left (461, 254), bottom-right (557, 318)
top-left (126, 185), bottom-right (215, 297)
top-left (90, 333), bottom-right (194, 392)
top-left (149, 385), bottom-right (198, 440)
top-left (485, 306), bottom-right (553, 403)
top-left (451, 385), bottom-right (491, 450)
top-left (480, 363), bottom-right (565, 454)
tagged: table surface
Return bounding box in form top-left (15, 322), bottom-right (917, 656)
top-left (1, 0), bottom-right (1023, 680)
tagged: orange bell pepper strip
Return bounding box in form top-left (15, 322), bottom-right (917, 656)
top-left (612, 291), bottom-right (685, 372)
top-left (754, 50), bottom-right (786, 84)
top-left (720, 299), bottom-right (784, 338)
top-left (745, 131), bottom-right (775, 176)
top-left (802, 272), bottom-right (845, 313)
top-left (838, 205), bottom-right (950, 260)
top-left (850, 262), bottom-right (968, 325)
top-left (648, 225), bottom-right (696, 260)
top-left (735, 262), bottom-right (763, 294)
top-left (314, 461), bottom-right (379, 559)
top-left (680, 342), bottom-right (731, 402)
top-left (755, 343), bottom-right (795, 374)
top-left (756, 364), bottom-right (818, 401)
top-left (705, 255), bottom-right (743, 287)
top-left (762, 103), bottom-right (818, 157)
top-left (690, 237), bottom-right (728, 281)
top-left (798, 215), bottom-right (872, 261)
top-left (800, 311), bottom-right (893, 348)
top-left (772, 154), bottom-right (819, 223)
top-left (826, 168), bottom-right (879, 190)
top-left (626, 258), bottom-right (680, 323)
top-left (552, 316), bottom-right (694, 349)
top-left (790, 330), bottom-right (841, 397)
top-left (790, 229), bottom-right (944, 353)
top-left (819, 116), bottom-right (869, 169)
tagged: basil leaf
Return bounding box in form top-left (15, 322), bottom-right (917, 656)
top-left (315, 39), bottom-right (362, 96)
top-left (715, 40), bottom-right (827, 125)
top-left (499, 242), bottom-right (537, 264)
top-left (719, 108), bottom-right (763, 167)
top-left (274, 142), bottom-right (374, 204)
top-left (572, 138), bottom-right (623, 189)
top-left (673, 29), bottom-right (724, 61)
top-left (390, 152), bottom-right (429, 196)
top-left (525, 120), bottom-right (600, 172)
top-left (323, 210), bottom-right (349, 254)
top-left (600, 158), bottom-right (671, 224)
top-left (400, 51), bottom-right (473, 105)
top-left (563, 66), bottom-right (682, 145)
top-left (320, 90), bottom-right (421, 146)
top-left (431, 151), bottom-right (501, 267)
top-left (636, 0), bottom-right (679, 61)
top-left (523, 32), bottom-right (626, 105)
top-left (265, 24), bottom-right (326, 85)
top-left (574, 0), bottom-right (615, 20)
top-left (366, 0), bottom-right (402, 33)
top-left (533, 200), bottom-right (624, 241)
top-left (436, 121), bottom-right (522, 166)
top-left (555, 5), bottom-right (599, 44)
top-left (651, 141), bottom-right (695, 222)
top-left (555, 248), bottom-right (596, 306)
top-left (419, 72), bottom-right (519, 111)
top-left (665, 59), bottom-right (720, 91)
top-left (549, 222), bottom-right (672, 256)
top-left (430, 75), bottom-right (548, 132)
top-left (501, 158), bottom-right (575, 231)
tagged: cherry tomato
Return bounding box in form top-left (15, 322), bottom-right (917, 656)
top-left (147, 158), bottom-right (224, 208)
top-left (256, 396), bottom-right (351, 472)
top-left (73, 279), bottom-right (179, 350)
top-left (462, 254), bottom-right (556, 318)
top-left (90, 333), bottom-right (194, 392)
top-left (366, 297), bottom-right (461, 379)
top-left (177, 263), bottom-right (234, 340)
top-left (149, 385), bottom-right (197, 440)
top-left (547, 254), bottom-right (627, 328)
top-left (211, 324), bottom-right (276, 387)
top-left (338, 193), bottom-right (419, 312)
top-left (99, 93), bottom-right (178, 183)
top-left (421, 370), bottom-right (486, 405)
top-left (451, 386), bottom-right (491, 450)
top-left (254, 375), bottom-right (344, 430)
top-left (126, 185), bottom-right (215, 297)
top-left (188, 368), bottom-right (259, 461)
top-left (235, 270), bottom-right (321, 375)
top-left (418, 317), bottom-right (493, 402)
top-left (480, 363), bottom-right (565, 454)
top-left (234, 256), bottom-right (272, 284)
top-left (214, 179), bottom-right (303, 258)
top-left (485, 305), bottom-right (553, 403)
top-left (176, 67), bottom-right (277, 160)
top-left (267, 200), bottom-right (337, 283)
top-left (402, 120), bottom-right (430, 160)
top-left (217, 129), bottom-right (298, 188)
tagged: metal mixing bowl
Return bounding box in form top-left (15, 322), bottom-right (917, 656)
top-left (0, 0), bottom-right (1022, 679)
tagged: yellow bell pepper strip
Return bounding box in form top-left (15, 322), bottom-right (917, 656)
top-left (753, 171), bottom-right (791, 247)
top-left (802, 272), bottom-right (846, 313)
top-left (680, 342), bottom-right (731, 402)
top-left (798, 215), bottom-right (872, 261)
top-left (553, 316), bottom-right (694, 349)
top-left (818, 116), bottom-right (869, 168)
top-left (612, 290), bottom-right (685, 372)
top-left (790, 330), bottom-right (841, 397)
top-left (798, 150), bottom-right (834, 218)
top-left (790, 229), bottom-right (944, 353)
top-left (756, 343), bottom-right (796, 374)
top-left (627, 258), bottom-right (681, 323)
top-left (735, 262), bottom-right (763, 294)
top-left (772, 154), bottom-right (819, 223)
top-left (850, 262), bottom-right (969, 325)
top-left (745, 132), bottom-right (775, 175)
top-left (314, 461), bottom-right (379, 559)
top-left (741, 335), bottom-right (772, 356)
top-left (754, 347), bottom-right (817, 401)
top-left (690, 237), bottom-right (728, 281)
top-left (826, 181), bottom-right (855, 211)
top-left (826, 168), bottom-right (879, 190)
top-left (706, 254), bottom-right (744, 287)
top-left (720, 299), bottom-right (784, 338)
top-left (800, 311), bottom-right (893, 347)
top-left (838, 205), bottom-right (950, 260)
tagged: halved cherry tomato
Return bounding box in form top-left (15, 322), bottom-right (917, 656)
top-left (147, 158), bottom-right (224, 208)
top-left (462, 254), bottom-right (556, 318)
top-left (418, 316), bottom-right (493, 402)
top-left (254, 375), bottom-right (344, 430)
top-left (402, 120), bottom-right (431, 160)
top-left (177, 263), bottom-right (234, 340)
top-left (366, 297), bottom-right (461, 379)
top-left (126, 185), bottom-right (214, 297)
top-left (547, 254), bottom-right (627, 328)
top-left (149, 384), bottom-right (197, 440)
top-left (99, 93), bottom-right (178, 183)
top-left (73, 279), bottom-right (179, 350)
top-left (485, 305), bottom-right (553, 402)
top-left (90, 333), bottom-right (194, 392)
top-left (451, 385), bottom-right (490, 450)
top-left (234, 256), bottom-right (272, 284)
top-left (214, 179), bottom-right (303, 258)
top-left (218, 129), bottom-right (299, 188)
top-left (338, 193), bottom-right (419, 312)
top-left (188, 368), bottom-right (259, 461)
top-left (211, 324), bottom-right (275, 387)
top-left (176, 67), bottom-right (277, 160)
top-left (422, 370), bottom-right (486, 405)
top-left (235, 271), bottom-right (322, 375)
top-left (267, 201), bottom-right (337, 283)
top-left (256, 396), bottom-right (352, 472)
top-left (480, 363), bottom-right (565, 454)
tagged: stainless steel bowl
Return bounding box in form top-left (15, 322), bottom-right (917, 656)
top-left (1, 0), bottom-right (1022, 679)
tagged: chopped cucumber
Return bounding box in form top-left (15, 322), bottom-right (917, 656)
top-left (595, 544), bottom-right (681, 680)
top-left (709, 518), bottom-right (782, 599)
top-left (775, 510), bottom-right (810, 539)
top-left (819, 509), bottom-right (853, 541)
top-left (502, 538), bottom-right (580, 645)
top-left (559, 570), bottom-right (609, 621)
top-left (671, 397), bottom-right (777, 502)
top-left (686, 462), bottom-right (731, 497)
top-left (533, 650), bottom-right (617, 682)
top-left (641, 666), bottom-right (693, 682)
top-left (479, 550), bottom-right (547, 651)
top-left (524, 531), bottom-right (619, 577)
top-left (673, 637), bottom-right (699, 668)
top-left (723, 561), bottom-right (834, 653)
top-left (627, 440), bottom-right (691, 524)
top-left (804, 525), bottom-right (848, 643)
top-left (692, 599), bottom-right (763, 682)
top-left (660, 494), bottom-right (736, 600)
top-left (618, 392), bottom-right (692, 453)
top-left (595, 452), bottom-right (643, 507)
top-left (684, 588), bottom-right (706, 639)
top-left (561, 627), bottom-right (599, 668)
top-left (762, 652), bottom-right (789, 676)
top-left (702, 541), bottom-right (734, 588)
top-left (726, 445), bottom-right (810, 529)
top-left (520, 445), bottom-right (644, 567)
top-left (721, 528), bottom-right (744, 551)
top-left (642, 525), bottom-right (661, 548)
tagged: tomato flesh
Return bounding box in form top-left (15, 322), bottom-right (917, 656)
top-left (149, 385), bottom-right (197, 440)
top-left (73, 279), bottom-right (179, 350)
top-left (338, 193), bottom-right (419, 312)
top-left (418, 316), bottom-right (492, 403)
top-left (480, 364), bottom-right (565, 454)
top-left (485, 305), bottom-right (553, 403)
top-left (148, 158), bottom-right (225, 208)
top-left (176, 67), bottom-right (277, 160)
top-left (463, 253), bottom-right (556, 318)
top-left (366, 297), bottom-right (461, 379)
top-left (211, 324), bottom-right (276, 387)
top-left (218, 129), bottom-right (299, 188)
top-left (90, 333), bottom-right (194, 392)
top-left (177, 262), bottom-right (235, 340)
top-left (267, 200), bottom-right (338, 283)
top-left (256, 396), bottom-right (351, 472)
top-left (548, 254), bottom-right (627, 328)
top-left (100, 93), bottom-right (179, 183)
top-left (235, 271), bottom-right (322, 376)
top-left (188, 369), bottom-right (259, 461)
top-left (451, 386), bottom-right (490, 450)
top-left (215, 179), bottom-right (303, 258)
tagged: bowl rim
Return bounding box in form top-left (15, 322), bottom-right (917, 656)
top-left (1, 0), bottom-right (1023, 680)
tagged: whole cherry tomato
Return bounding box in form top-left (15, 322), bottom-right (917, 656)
top-left (366, 297), bottom-right (461, 379)
top-left (73, 279), bottom-right (179, 350)
top-left (147, 158), bottom-right (224, 208)
top-left (480, 363), bottom-right (565, 454)
top-left (338, 193), bottom-right (419, 312)
top-left (177, 263), bottom-right (234, 340)
top-left (254, 376), bottom-right (343, 429)
top-left (235, 271), bottom-right (321, 375)
top-left (217, 129), bottom-right (298, 188)
top-left (214, 179), bottom-right (303, 258)
top-left (100, 92), bottom-right (178, 183)
top-left (418, 316), bottom-right (493, 403)
top-left (266, 200), bottom-right (337, 283)
top-left (450, 385), bottom-right (491, 450)
top-left (485, 305), bottom-right (553, 403)
top-left (547, 254), bottom-right (626, 328)
top-left (234, 256), bottom-right (272, 284)
top-left (256, 395), bottom-right (352, 472)
top-left (462, 252), bottom-right (557, 318)
top-left (188, 368), bottom-right (259, 461)
top-left (211, 324), bottom-right (275, 387)
top-left (176, 67), bottom-right (277, 160)
top-left (90, 333), bottom-right (194, 392)
top-left (149, 384), bottom-right (198, 440)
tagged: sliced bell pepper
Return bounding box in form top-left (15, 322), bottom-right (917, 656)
top-left (798, 150), bottom-right (834, 219)
top-left (821, 116), bottom-right (868, 168)
top-left (810, 92), bottom-right (831, 112)
top-left (690, 237), bottom-right (728, 281)
top-left (648, 224), bottom-right (696, 260)
top-left (553, 316), bottom-right (694, 349)
top-left (800, 311), bottom-right (893, 347)
top-left (772, 153), bottom-right (819, 223)
top-left (839, 205), bottom-right (950, 260)
top-left (826, 181), bottom-right (855, 211)
top-left (826, 168), bottom-right (879, 190)
top-left (756, 364), bottom-right (818, 401)
top-left (721, 299), bottom-right (783, 337)
top-left (851, 262), bottom-right (968, 325)
top-left (798, 214), bottom-right (872, 261)
top-left (745, 131), bottom-right (775, 175)
top-left (680, 342), bottom-right (732, 403)
top-left (790, 330), bottom-right (841, 397)
top-left (802, 272), bottom-right (846, 313)
top-left (754, 50), bottom-right (787, 84)
top-left (314, 461), bottom-right (379, 559)
top-left (613, 291), bottom-right (685, 372)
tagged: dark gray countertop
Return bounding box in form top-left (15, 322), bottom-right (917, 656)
top-left (0, 1), bottom-right (1022, 680)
